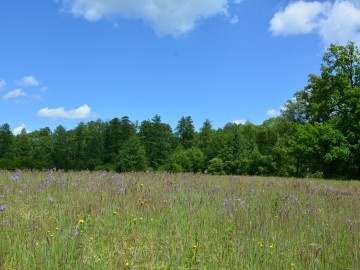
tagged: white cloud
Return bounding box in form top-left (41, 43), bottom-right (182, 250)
top-left (13, 124), bottom-right (29, 136)
top-left (40, 86), bottom-right (49, 93)
top-left (266, 109), bottom-right (280, 116)
top-left (0, 79), bottom-right (6, 89)
top-left (270, 1), bottom-right (327, 36)
top-left (270, 0), bottom-right (360, 46)
top-left (37, 104), bottom-right (91, 119)
top-left (232, 119), bottom-right (247, 125)
top-left (59, 0), bottom-right (241, 36)
top-left (319, 1), bottom-right (360, 45)
top-left (229, 15), bottom-right (239, 24)
top-left (3, 89), bottom-right (28, 101)
top-left (17, 76), bottom-right (40, 87)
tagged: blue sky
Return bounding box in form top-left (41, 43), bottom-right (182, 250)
top-left (1, 0), bottom-right (360, 134)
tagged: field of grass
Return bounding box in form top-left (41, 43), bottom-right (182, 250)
top-left (0, 171), bottom-right (359, 269)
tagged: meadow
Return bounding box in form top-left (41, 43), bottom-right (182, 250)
top-left (0, 171), bottom-right (359, 269)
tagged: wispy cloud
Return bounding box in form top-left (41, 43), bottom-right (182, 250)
top-left (37, 104), bottom-right (91, 119)
top-left (231, 119), bottom-right (247, 125)
top-left (17, 76), bottom-right (40, 87)
top-left (13, 124), bottom-right (29, 136)
top-left (266, 109), bottom-right (280, 117)
top-left (3, 89), bottom-right (28, 101)
top-left (58, 0), bottom-right (242, 37)
top-left (0, 79), bottom-right (6, 89)
top-left (270, 0), bottom-right (360, 46)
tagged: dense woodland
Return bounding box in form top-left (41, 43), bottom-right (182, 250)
top-left (1, 42), bottom-right (360, 179)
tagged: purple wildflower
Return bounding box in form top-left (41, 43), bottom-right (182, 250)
top-left (229, 212), bottom-right (234, 218)
top-left (3, 221), bottom-right (8, 226)
top-left (0, 205), bottom-right (6, 211)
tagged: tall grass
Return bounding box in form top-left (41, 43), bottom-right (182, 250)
top-left (0, 170), bottom-right (359, 269)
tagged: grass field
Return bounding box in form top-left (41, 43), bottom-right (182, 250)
top-left (0, 171), bottom-right (359, 269)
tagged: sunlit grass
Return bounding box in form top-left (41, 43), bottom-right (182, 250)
top-left (0, 171), bottom-right (359, 269)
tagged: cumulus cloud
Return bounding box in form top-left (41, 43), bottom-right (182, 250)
top-left (37, 104), bottom-right (91, 119)
top-left (59, 0), bottom-right (242, 36)
top-left (231, 119), bottom-right (247, 125)
top-left (3, 89), bottom-right (28, 101)
top-left (13, 124), bottom-right (29, 136)
top-left (0, 79), bottom-right (6, 89)
top-left (266, 109), bottom-right (280, 117)
top-left (17, 76), bottom-right (40, 87)
top-left (270, 0), bottom-right (360, 45)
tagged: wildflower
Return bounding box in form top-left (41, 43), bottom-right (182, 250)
top-left (49, 197), bottom-right (54, 201)
top-left (269, 244), bottom-right (274, 248)
top-left (112, 211), bottom-right (118, 215)
top-left (140, 184), bottom-right (144, 188)
top-left (0, 205), bottom-right (6, 211)
top-left (193, 245), bottom-right (197, 249)
top-left (79, 219), bottom-right (85, 223)
top-left (125, 262), bottom-right (130, 267)
top-left (3, 221), bottom-right (8, 226)
top-left (229, 212), bottom-right (234, 218)
top-left (56, 227), bottom-right (59, 231)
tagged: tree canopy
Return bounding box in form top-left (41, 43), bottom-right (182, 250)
top-left (1, 42), bottom-right (359, 179)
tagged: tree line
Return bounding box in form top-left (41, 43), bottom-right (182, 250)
top-left (1, 42), bottom-right (359, 179)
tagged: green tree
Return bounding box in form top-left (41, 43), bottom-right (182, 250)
top-left (282, 41), bottom-right (360, 178)
top-left (12, 128), bottom-right (33, 168)
top-left (85, 120), bottom-right (105, 170)
top-left (29, 127), bottom-right (53, 169)
top-left (197, 119), bottom-right (213, 165)
top-left (116, 135), bottom-right (147, 172)
top-left (103, 118), bottom-right (122, 164)
top-left (166, 147), bottom-right (204, 173)
top-left (0, 123), bottom-right (13, 159)
top-left (52, 125), bottom-right (70, 169)
top-left (139, 115), bottom-right (173, 170)
top-left (175, 116), bottom-right (195, 149)
top-left (207, 157), bottom-right (225, 175)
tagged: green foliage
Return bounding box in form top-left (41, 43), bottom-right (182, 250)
top-left (207, 157), bottom-right (225, 175)
top-left (116, 135), bottom-right (147, 172)
top-left (0, 123), bottom-right (13, 159)
top-left (1, 41), bottom-right (360, 179)
top-left (139, 115), bottom-right (173, 170)
top-left (166, 147), bottom-right (204, 173)
top-left (283, 41), bottom-right (360, 178)
top-left (175, 116), bottom-right (195, 149)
